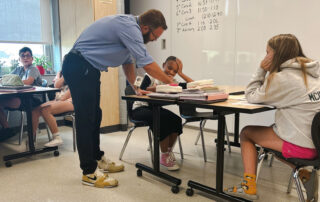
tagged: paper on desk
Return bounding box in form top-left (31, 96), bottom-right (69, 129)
top-left (232, 100), bottom-right (275, 109)
top-left (228, 94), bottom-right (246, 100)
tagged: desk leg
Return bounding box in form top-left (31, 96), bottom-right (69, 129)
top-left (186, 113), bottom-right (251, 202)
top-left (135, 104), bottom-right (181, 193)
top-left (3, 94), bottom-right (58, 167)
top-left (214, 113), bottom-right (241, 148)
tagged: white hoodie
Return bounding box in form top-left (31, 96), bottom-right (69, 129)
top-left (245, 59), bottom-right (320, 148)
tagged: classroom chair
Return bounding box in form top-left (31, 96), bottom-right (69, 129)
top-left (179, 105), bottom-right (231, 162)
top-left (256, 111), bottom-right (320, 202)
top-left (119, 85), bottom-right (184, 162)
top-left (45, 111), bottom-right (76, 152)
top-left (6, 79), bottom-right (49, 145)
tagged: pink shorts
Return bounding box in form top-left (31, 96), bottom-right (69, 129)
top-left (282, 141), bottom-right (318, 159)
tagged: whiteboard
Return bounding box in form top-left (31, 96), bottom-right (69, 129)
top-left (131, 0), bottom-right (320, 130)
top-left (171, 0), bottom-right (320, 86)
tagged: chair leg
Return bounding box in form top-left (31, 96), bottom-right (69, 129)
top-left (269, 154), bottom-right (274, 167)
top-left (200, 120), bottom-right (207, 162)
top-left (6, 111), bottom-right (10, 122)
top-left (224, 121), bottom-right (231, 153)
top-left (19, 111), bottom-right (25, 145)
top-left (194, 132), bottom-right (201, 145)
top-left (256, 147), bottom-right (266, 182)
top-left (147, 128), bottom-right (154, 164)
top-left (293, 168), bottom-right (306, 202)
top-left (72, 115), bottom-right (77, 152)
top-left (46, 123), bottom-right (52, 141)
top-left (178, 135), bottom-right (184, 159)
top-left (287, 168), bottom-right (294, 194)
top-left (119, 126), bottom-right (136, 160)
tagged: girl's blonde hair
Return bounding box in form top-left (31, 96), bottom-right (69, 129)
top-left (266, 34), bottom-right (311, 92)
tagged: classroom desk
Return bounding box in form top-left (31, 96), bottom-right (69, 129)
top-left (179, 98), bottom-right (275, 202)
top-left (122, 95), bottom-right (182, 193)
top-left (0, 87), bottom-right (60, 167)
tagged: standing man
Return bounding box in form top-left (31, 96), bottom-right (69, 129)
top-left (62, 9), bottom-right (173, 188)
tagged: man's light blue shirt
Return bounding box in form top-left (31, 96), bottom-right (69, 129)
top-left (73, 14), bottom-right (154, 71)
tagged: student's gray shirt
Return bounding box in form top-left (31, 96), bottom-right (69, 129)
top-left (11, 65), bottom-right (42, 86)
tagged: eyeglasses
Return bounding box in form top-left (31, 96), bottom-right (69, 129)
top-left (20, 54), bottom-right (32, 59)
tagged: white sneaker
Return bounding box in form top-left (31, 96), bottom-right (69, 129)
top-left (98, 155), bottom-right (124, 173)
top-left (44, 136), bottom-right (63, 147)
top-left (82, 168), bottom-right (118, 188)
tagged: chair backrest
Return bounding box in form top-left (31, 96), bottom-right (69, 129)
top-left (311, 112), bottom-right (320, 158)
top-left (179, 105), bottom-right (197, 116)
top-left (124, 85), bottom-right (136, 121)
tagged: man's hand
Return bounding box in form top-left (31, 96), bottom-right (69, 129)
top-left (135, 88), bottom-right (151, 95)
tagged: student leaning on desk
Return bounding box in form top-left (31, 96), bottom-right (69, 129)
top-left (0, 47), bottom-right (43, 140)
top-left (225, 34), bottom-right (320, 201)
top-left (132, 56), bottom-right (193, 171)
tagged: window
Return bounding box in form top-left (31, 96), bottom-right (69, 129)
top-left (0, 0), bottom-right (60, 76)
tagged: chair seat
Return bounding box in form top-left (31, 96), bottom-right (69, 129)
top-left (131, 120), bottom-right (150, 127)
top-left (265, 148), bottom-right (320, 167)
top-left (53, 111), bottom-right (74, 117)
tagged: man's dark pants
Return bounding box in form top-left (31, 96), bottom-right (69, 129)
top-left (62, 50), bottom-right (104, 175)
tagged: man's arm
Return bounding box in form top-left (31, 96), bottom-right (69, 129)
top-left (143, 62), bottom-right (173, 84)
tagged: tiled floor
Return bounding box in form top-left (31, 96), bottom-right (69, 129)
top-left (0, 126), bottom-right (312, 202)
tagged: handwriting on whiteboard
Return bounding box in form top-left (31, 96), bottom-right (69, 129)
top-left (175, 0), bottom-right (223, 33)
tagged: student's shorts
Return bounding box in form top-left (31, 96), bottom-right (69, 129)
top-left (282, 141), bottom-right (317, 159)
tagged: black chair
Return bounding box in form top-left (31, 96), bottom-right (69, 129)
top-left (179, 105), bottom-right (231, 162)
top-left (119, 85), bottom-right (183, 162)
top-left (119, 86), bottom-right (154, 162)
top-left (257, 112), bottom-right (320, 202)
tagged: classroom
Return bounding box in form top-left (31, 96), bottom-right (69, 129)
top-left (0, 0), bottom-right (320, 201)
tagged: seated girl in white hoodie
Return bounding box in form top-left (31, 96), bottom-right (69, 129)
top-left (225, 34), bottom-right (320, 201)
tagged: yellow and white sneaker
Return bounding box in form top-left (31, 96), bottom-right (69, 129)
top-left (98, 155), bottom-right (124, 173)
top-left (82, 168), bottom-right (118, 188)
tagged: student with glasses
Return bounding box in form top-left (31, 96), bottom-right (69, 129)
top-left (0, 47), bottom-right (43, 140)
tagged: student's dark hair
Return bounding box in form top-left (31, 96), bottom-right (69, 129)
top-left (19, 47), bottom-right (33, 56)
top-left (164, 56), bottom-right (177, 63)
top-left (139, 9), bottom-right (167, 30)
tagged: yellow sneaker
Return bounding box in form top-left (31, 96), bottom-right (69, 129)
top-left (82, 169), bottom-right (118, 188)
top-left (98, 155), bottom-right (124, 173)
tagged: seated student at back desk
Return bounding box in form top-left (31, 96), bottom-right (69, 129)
top-left (32, 71), bottom-right (73, 147)
top-left (132, 56), bottom-right (193, 171)
top-left (225, 34), bottom-right (320, 201)
top-left (0, 47), bottom-right (42, 139)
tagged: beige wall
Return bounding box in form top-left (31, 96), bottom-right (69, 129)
top-left (59, 0), bottom-right (94, 57)
top-left (59, 0), bottom-right (120, 128)
top-left (92, 0), bottom-right (120, 127)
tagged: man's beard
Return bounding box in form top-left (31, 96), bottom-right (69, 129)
top-left (143, 31), bottom-right (151, 44)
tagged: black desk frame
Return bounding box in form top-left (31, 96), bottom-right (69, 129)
top-left (122, 96), bottom-right (182, 193)
top-left (1, 88), bottom-right (60, 167)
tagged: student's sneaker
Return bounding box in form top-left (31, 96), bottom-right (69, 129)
top-left (299, 168), bottom-right (319, 202)
top-left (225, 174), bottom-right (258, 200)
top-left (98, 155), bottom-right (124, 173)
top-left (44, 136), bottom-right (63, 147)
top-left (82, 168), bottom-right (118, 188)
top-left (160, 152), bottom-right (179, 171)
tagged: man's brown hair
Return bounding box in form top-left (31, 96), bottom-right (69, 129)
top-left (139, 9), bottom-right (167, 30)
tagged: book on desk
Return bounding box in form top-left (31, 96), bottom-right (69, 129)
top-left (0, 85), bottom-right (35, 92)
